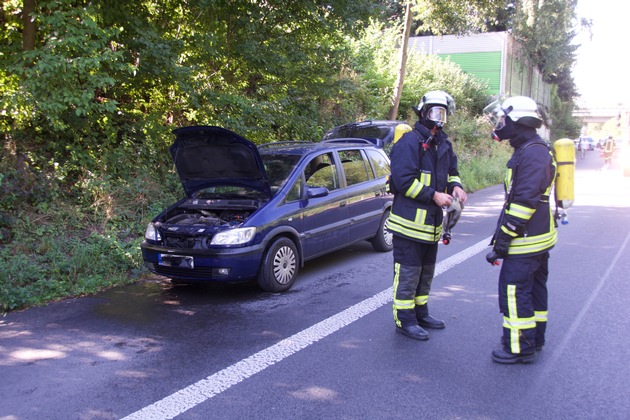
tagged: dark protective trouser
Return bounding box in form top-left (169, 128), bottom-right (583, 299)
top-left (392, 235), bottom-right (438, 328)
top-left (498, 252), bottom-right (549, 353)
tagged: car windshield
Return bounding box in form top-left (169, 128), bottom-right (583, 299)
top-left (261, 154), bottom-right (301, 191)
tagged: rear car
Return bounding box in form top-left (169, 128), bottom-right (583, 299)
top-left (141, 126), bottom-right (393, 292)
top-left (322, 120), bottom-right (411, 154)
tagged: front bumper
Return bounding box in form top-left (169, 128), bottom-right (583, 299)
top-left (141, 241), bottom-right (265, 282)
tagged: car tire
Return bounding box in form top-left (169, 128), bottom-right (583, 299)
top-left (370, 209), bottom-right (394, 252)
top-left (257, 237), bottom-right (299, 293)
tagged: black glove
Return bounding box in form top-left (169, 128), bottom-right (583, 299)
top-left (493, 230), bottom-right (512, 258)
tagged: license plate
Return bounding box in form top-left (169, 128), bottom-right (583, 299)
top-left (158, 254), bottom-right (194, 269)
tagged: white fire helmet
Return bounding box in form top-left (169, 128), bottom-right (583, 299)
top-left (483, 96), bottom-right (542, 129)
top-left (417, 90), bottom-right (456, 124)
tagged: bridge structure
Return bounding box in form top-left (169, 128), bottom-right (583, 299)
top-left (573, 107), bottom-right (627, 124)
top-left (573, 105), bottom-right (630, 141)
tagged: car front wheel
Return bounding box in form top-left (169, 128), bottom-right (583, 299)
top-left (370, 209), bottom-right (394, 252)
top-left (257, 237), bottom-right (299, 293)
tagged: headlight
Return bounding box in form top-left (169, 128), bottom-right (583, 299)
top-left (145, 223), bottom-right (162, 241)
top-left (211, 227), bottom-right (256, 245)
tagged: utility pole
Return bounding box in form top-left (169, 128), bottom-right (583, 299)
top-left (388, 2), bottom-right (412, 121)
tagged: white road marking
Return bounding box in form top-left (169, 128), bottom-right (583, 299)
top-left (122, 237), bottom-right (491, 419)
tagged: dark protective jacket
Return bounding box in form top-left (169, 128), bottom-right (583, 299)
top-left (386, 121), bottom-right (463, 244)
top-left (494, 132), bottom-right (557, 256)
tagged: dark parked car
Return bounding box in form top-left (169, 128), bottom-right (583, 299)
top-left (141, 126), bottom-right (393, 292)
top-left (322, 120), bottom-right (412, 154)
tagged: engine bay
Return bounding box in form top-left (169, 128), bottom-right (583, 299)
top-left (153, 199), bottom-right (262, 249)
top-left (164, 208), bottom-right (252, 227)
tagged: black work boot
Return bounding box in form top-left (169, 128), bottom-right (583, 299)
top-left (491, 346), bottom-right (536, 364)
top-left (418, 315), bottom-right (445, 330)
top-left (396, 324), bottom-right (429, 341)
top-left (416, 304), bottom-right (445, 329)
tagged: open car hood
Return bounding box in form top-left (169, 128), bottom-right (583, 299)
top-left (170, 126), bottom-right (271, 198)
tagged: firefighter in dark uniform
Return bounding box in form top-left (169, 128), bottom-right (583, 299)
top-left (484, 96), bottom-right (557, 364)
top-left (386, 90), bottom-right (468, 340)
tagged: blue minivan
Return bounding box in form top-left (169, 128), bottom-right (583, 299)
top-left (141, 126), bottom-right (393, 292)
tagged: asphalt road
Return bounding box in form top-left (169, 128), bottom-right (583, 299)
top-left (2, 147), bottom-right (629, 420)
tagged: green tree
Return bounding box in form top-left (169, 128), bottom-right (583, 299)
top-left (412, 0), bottom-right (510, 36)
top-left (549, 87), bottom-right (581, 140)
top-left (512, 0), bottom-right (579, 101)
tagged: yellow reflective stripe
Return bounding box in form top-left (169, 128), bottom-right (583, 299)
top-left (507, 284), bottom-right (520, 353)
top-left (394, 299), bottom-right (414, 310)
top-left (501, 225), bottom-right (518, 238)
top-left (506, 203), bottom-right (535, 220)
top-left (414, 295), bottom-right (428, 305)
top-left (386, 212), bottom-right (441, 242)
top-left (509, 230), bottom-right (557, 254)
top-left (388, 212), bottom-right (431, 231)
top-left (505, 168), bottom-right (512, 191)
top-left (448, 175), bottom-right (461, 184)
top-left (392, 263), bottom-right (404, 327)
top-left (505, 284), bottom-right (537, 353)
top-left (405, 172), bottom-right (431, 199)
top-left (508, 208), bottom-right (557, 254)
top-left (405, 179), bottom-right (424, 199)
top-left (392, 262), bottom-right (400, 301)
top-left (502, 317), bottom-right (536, 329)
top-left (535, 311), bottom-right (548, 322)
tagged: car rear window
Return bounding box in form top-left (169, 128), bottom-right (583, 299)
top-left (329, 125), bottom-right (391, 141)
top-left (339, 149), bottom-right (371, 186)
top-left (365, 149), bottom-right (390, 179)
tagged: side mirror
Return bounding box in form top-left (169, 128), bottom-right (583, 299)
top-left (306, 186), bottom-right (329, 199)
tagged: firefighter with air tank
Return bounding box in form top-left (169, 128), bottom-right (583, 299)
top-left (483, 96), bottom-right (573, 364)
top-left (386, 90), bottom-right (468, 341)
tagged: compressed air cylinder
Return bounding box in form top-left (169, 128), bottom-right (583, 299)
top-left (392, 123), bottom-right (412, 145)
top-left (553, 138), bottom-right (575, 209)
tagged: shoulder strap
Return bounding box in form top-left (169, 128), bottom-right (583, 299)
top-left (508, 140), bottom-right (553, 205)
top-left (412, 128), bottom-right (427, 163)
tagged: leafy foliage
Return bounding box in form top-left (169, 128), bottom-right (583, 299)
top-left (412, 0), bottom-right (512, 36)
top-left (549, 86), bottom-right (582, 140)
top-left (344, 21), bottom-right (489, 121)
top-left (511, 0), bottom-right (579, 99)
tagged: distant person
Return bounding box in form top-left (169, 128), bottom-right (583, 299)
top-left (483, 96), bottom-right (557, 364)
top-left (386, 90), bottom-right (467, 341)
top-left (579, 137), bottom-right (588, 159)
top-left (603, 136), bottom-right (616, 167)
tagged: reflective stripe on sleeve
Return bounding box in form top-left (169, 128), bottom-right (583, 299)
top-left (506, 203), bottom-right (535, 220)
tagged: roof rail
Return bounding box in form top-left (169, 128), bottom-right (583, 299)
top-left (258, 140), bottom-right (314, 148)
top-left (321, 137), bottom-right (382, 147)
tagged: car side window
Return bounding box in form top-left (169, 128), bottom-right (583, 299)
top-left (366, 149), bottom-right (390, 179)
top-left (285, 177), bottom-right (302, 202)
top-left (305, 153), bottom-right (338, 191)
top-left (339, 149), bottom-right (370, 186)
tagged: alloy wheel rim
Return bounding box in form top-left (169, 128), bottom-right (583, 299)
top-left (273, 246), bottom-right (296, 284)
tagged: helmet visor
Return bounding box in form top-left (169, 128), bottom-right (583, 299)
top-left (483, 100), bottom-right (510, 130)
top-left (427, 106), bottom-right (447, 124)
